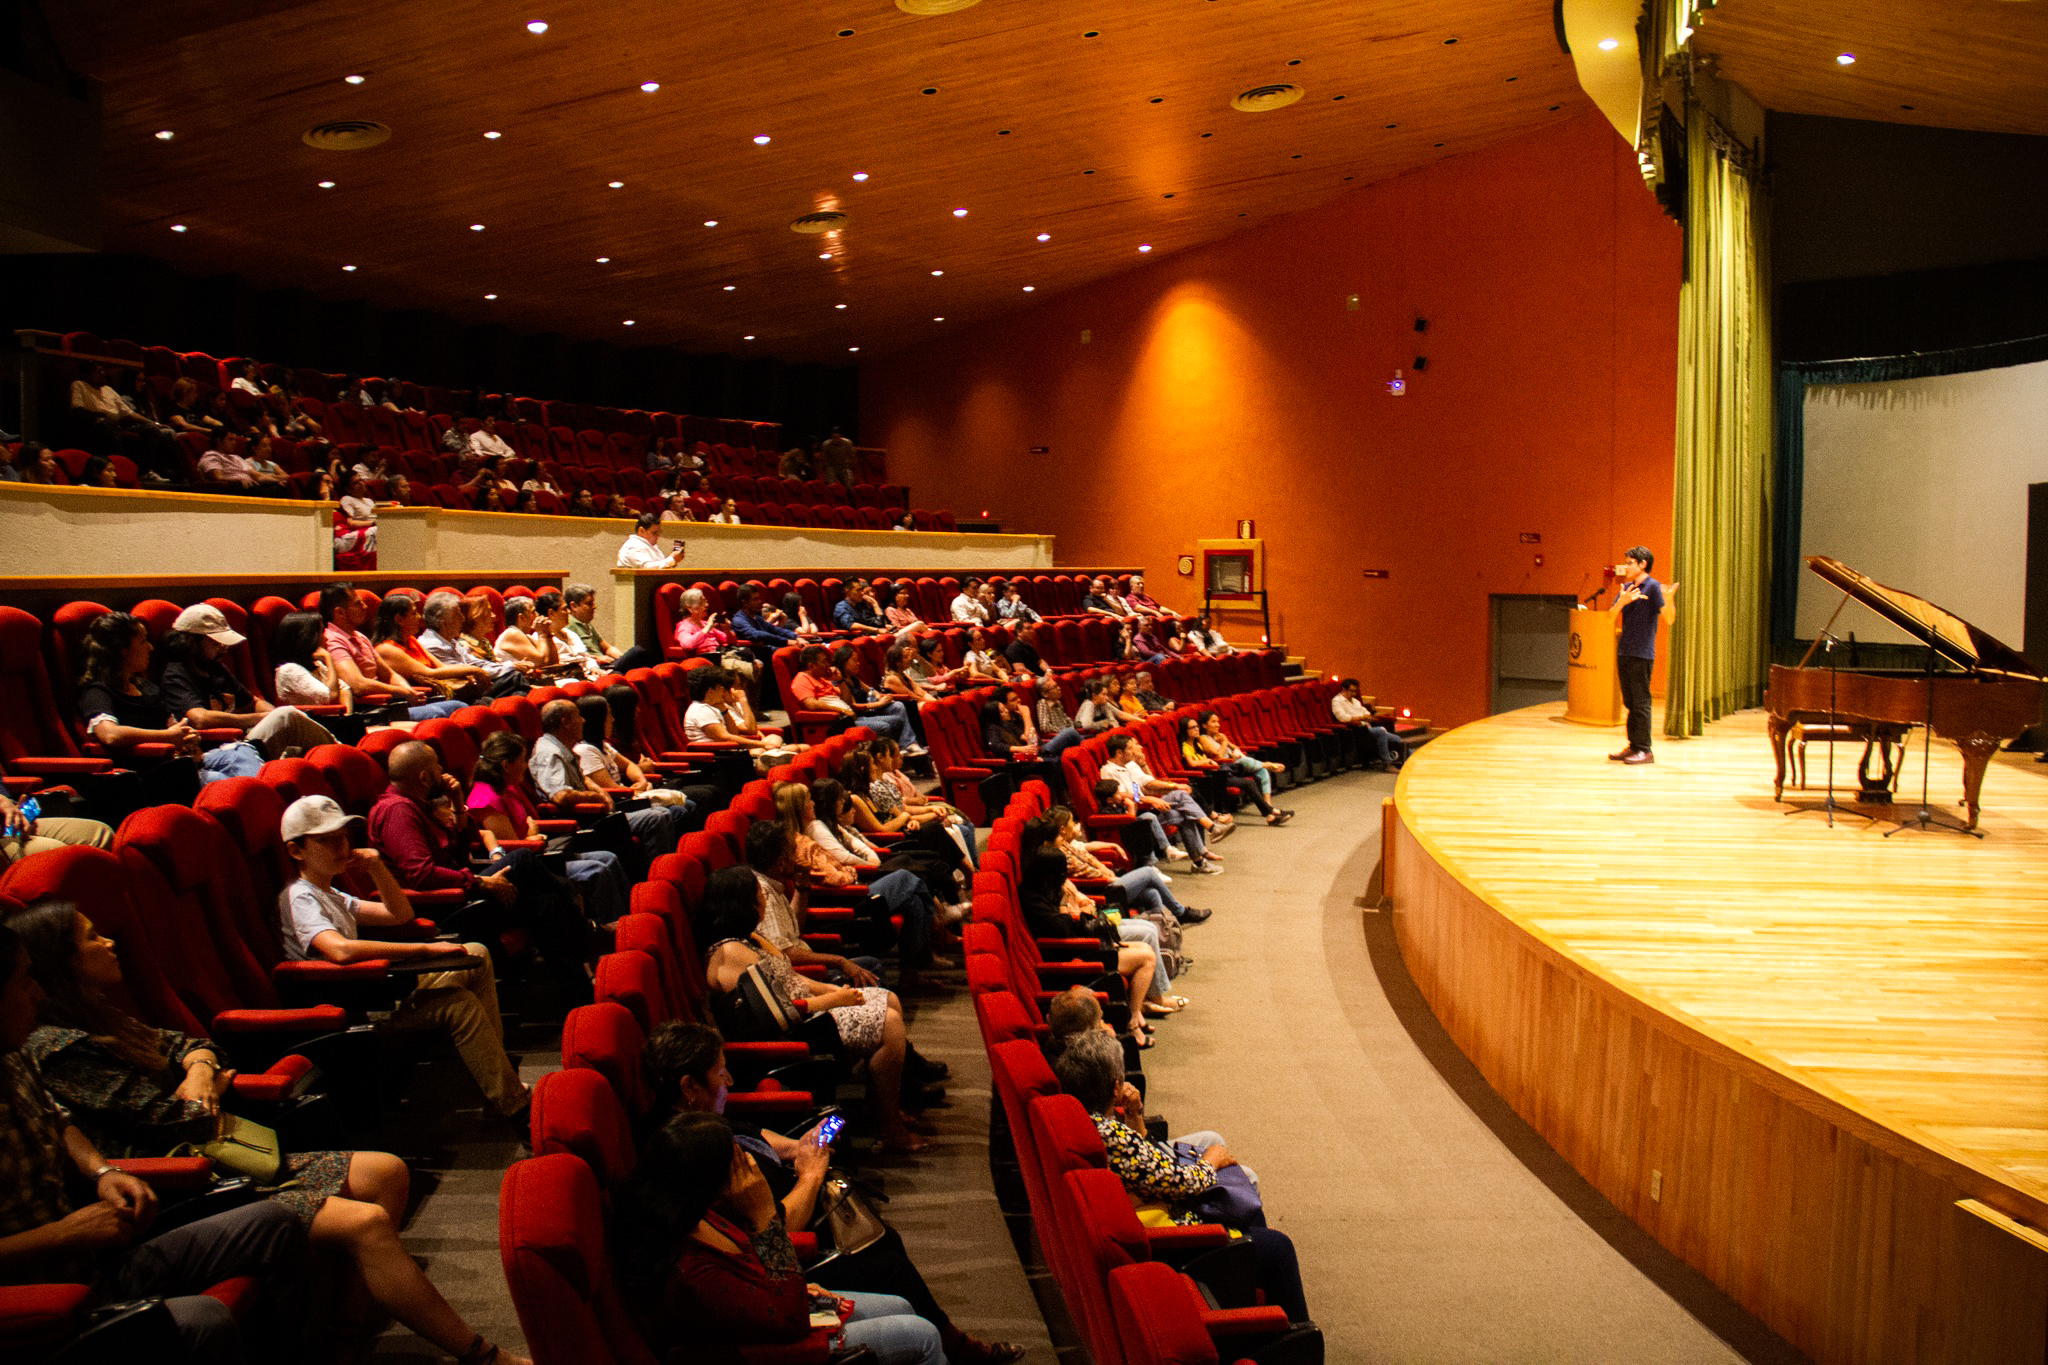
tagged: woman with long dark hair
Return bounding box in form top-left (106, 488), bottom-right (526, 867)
top-left (77, 611), bottom-right (259, 787)
top-left (11, 899), bottom-right (530, 1365)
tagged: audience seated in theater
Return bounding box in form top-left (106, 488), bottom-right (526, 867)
top-left (832, 647), bottom-right (923, 753)
top-left (1052, 804), bottom-right (1208, 928)
top-left (575, 692), bottom-right (701, 820)
top-left (78, 610), bottom-right (262, 792)
top-left (1130, 670), bottom-right (1175, 714)
top-left (10, 900), bottom-right (531, 1365)
top-left (1121, 573), bottom-right (1168, 618)
top-left (319, 585), bottom-right (462, 719)
top-left (613, 1111), bottom-right (946, 1361)
top-left (777, 446), bottom-right (813, 481)
top-left (570, 487), bottom-right (602, 517)
top-left (417, 592), bottom-right (526, 697)
top-left (906, 634), bottom-right (960, 693)
top-left (15, 442), bottom-right (61, 485)
top-left (1187, 611), bottom-right (1233, 655)
top-left (884, 585), bottom-right (927, 636)
top-left (375, 593), bottom-right (491, 699)
top-left (891, 510), bottom-right (915, 532)
top-left (881, 641), bottom-right (940, 709)
top-left (160, 376), bottom-right (219, 435)
top-left (818, 428), bottom-right (857, 488)
top-left (511, 489), bottom-right (540, 515)
top-left (729, 583), bottom-right (798, 658)
top-left (534, 591), bottom-right (606, 680)
top-left (1018, 821), bottom-right (1167, 1043)
top-left (287, 792), bottom-right (536, 1117)
top-left (790, 645), bottom-right (920, 750)
top-left (466, 729), bottom-right (628, 930)
top-left (618, 510), bottom-right (686, 568)
top-left (0, 442), bottom-right (18, 481)
top-left (160, 605), bottom-right (336, 757)
top-left (439, 418), bottom-right (467, 454)
top-left (0, 921), bottom-right (311, 1363)
top-left (774, 782), bottom-right (947, 988)
top-left (660, 492), bottom-right (696, 523)
top-left (1052, 1029), bottom-right (1308, 1324)
top-left (1331, 677), bottom-right (1402, 769)
top-left (1003, 621), bottom-right (1052, 682)
top-left (673, 588), bottom-right (755, 680)
top-left (336, 474), bottom-right (379, 556)
top-left (468, 416), bottom-right (515, 461)
top-left (245, 436), bottom-right (289, 486)
top-left (563, 582), bottom-right (657, 673)
top-left (1081, 577), bottom-right (1129, 618)
top-left (491, 596), bottom-right (562, 675)
top-left (69, 363), bottom-right (177, 478)
top-left (959, 628), bottom-right (1006, 683)
top-left (641, 1022), bottom-right (1026, 1363)
top-left (949, 577), bottom-right (989, 625)
top-left (995, 582), bottom-right (1041, 623)
top-left (714, 674), bottom-right (786, 755)
top-left (78, 454), bottom-right (119, 488)
top-left (833, 579), bottom-right (888, 636)
top-left (524, 700), bottom-right (687, 866)
top-left (1100, 733), bottom-right (1226, 873)
top-left (1128, 619), bottom-right (1170, 665)
top-left (367, 742), bottom-right (593, 1008)
top-left (1193, 710), bottom-right (1292, 817)
top-left (701, 862), bottom-right (939, 1155)
top-left (780, 591), bottom-right (823, 636)
top-left (684, 666), bottom-right (797, 764)
top-left (833, 751), bottom-right (969, 901)
top-left (865, 737), bottom-right (976, 865)
top-left (1071, 678), bottom-right (1127, 736)
top-left (199, 431), bottom-right (289, 495)
top-left (1029, 676), bottom-right (1084, 757)
top-left (708, 497), bottom-right (742, 524)
top-left (0, 792), bottom-right (112, 871)
top-left (1164, 623), bottom-right (1197, 656)
top-left (1179, 713), bottom-right (1285, 824)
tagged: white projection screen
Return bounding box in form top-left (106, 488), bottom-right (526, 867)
top-left (1798, 357), bottom-right (2048, 648)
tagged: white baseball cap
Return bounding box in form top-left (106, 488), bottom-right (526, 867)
top-left (171, 603), bottom-right (246, 648)
top-left (280, 794), bottom-right (362, 843)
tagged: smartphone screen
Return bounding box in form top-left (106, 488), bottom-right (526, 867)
top-left (816, 1114), bottom-right (846, 1145)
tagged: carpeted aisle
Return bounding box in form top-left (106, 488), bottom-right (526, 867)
top-left (1133, 769), bottom-right (1808, 1364)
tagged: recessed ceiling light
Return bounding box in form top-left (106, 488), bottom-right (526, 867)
top-left (723, 285), bottom-right (736, 291)
top-left (849, 346), bottom-right (860, 352)
top-left (819, 252), bottom-right (833, 259)
top-left (169, 223), bottom-right (187, 232)
top-left (318, 180), bottom-right (336, 189)
top-left (1036, 233), bottom-right (1051, 242)
top-left (852, 173), bottom-right (871, 183)
top-left (640, 81), bottom-right (660, 92)
top-left (471, 223), bottom-right (486, 231)
top-left (596, 256), bottom-right (610, 263)
top-left (484, 293), bottom-right (498, 299)
top-left (623, 319), bottom-right (635, 326)
top-left (703, 219), bottom-right (718, 227)
top-left (933, 316), bottom-right (945, 321)
top-left (1022, 286), bottom-right (1035, 292)
top-left (344, 74), bottom-right (365, 84)
top-left (342, 264), bottom-right (357, 271)
top-left (753, 135), bottom-right (771, 145)
top-left (608, 181), bottom-right (624, 189)
top-left (526, 20), bottom-right (548, 33)
top-left (1598, 37), bottom-right (1619, 50)
top-left (1138, 244), bottom-right (1152, 252)
top-left (835, 303), bottom-right (848, 310)
top-left (1836, 52), bottom-right (1856, 65)
top-left (154, 129), bottom-right (175, 141)
top-left (484, 130), bottom-right (503, 139)
top-left (743, 334), bottom-right (755, 340)
top-left (952, 208), bottom-right (968, 217)
top-left (931, 269), bottom-right (944, 276)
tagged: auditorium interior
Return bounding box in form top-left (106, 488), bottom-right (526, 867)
top-left (3, 1), bottom-right (2047, 1362)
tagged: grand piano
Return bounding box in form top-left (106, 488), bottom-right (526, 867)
top-left (1766, 556), bottom-right (2044, 829)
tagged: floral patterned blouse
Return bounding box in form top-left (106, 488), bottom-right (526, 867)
top-left (1092, 1112), bottom-right (1215, 1225)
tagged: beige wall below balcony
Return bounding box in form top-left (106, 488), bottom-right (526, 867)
top-left (0, 482), bottom-right (331, 574)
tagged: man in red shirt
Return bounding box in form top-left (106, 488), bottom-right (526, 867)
top-left (789, 644), bottom-right (917, 747)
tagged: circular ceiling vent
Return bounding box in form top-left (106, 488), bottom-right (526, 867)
top-left (791, 211), bottom-right (849, 235)
top-left (302, 120), bottom-right (392, 150)
top-left (1231, 84), bottom-right (1305, 113)
top-left (896, 0), bottom-right (981, 12)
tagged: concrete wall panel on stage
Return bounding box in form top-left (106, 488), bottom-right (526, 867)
top-left (1390, 798), bottom-right (2048, 1365)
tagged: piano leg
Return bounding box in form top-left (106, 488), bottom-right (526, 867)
top-left (1955, 734), bottom-right (2001, 830)
top-left (1767, 714), bottom-right (1791, 801)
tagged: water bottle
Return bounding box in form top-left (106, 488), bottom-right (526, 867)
top-left (17, 796), bottom-right (41, 830)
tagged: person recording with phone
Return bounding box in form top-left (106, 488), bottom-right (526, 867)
top-left (617, 511), bottom-right (686, 568)
top-left (641, 1022), bottom-right (1027, 1365)
top-left (1608, 545), bottom-right (1679, 765)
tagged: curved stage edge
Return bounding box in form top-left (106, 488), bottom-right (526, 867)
top-left (1386, 704), bottom-right (2048, 1365)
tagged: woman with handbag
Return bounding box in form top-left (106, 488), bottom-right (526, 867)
top-left (614, 1111), bottom-right (944, 1364)
top-left (10, 897), bottom-right (531, 1365)
top-left (700, 866), bottom-right (935, 1155)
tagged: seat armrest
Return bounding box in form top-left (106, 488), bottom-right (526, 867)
top-left (6, 756), bottom-right (115, 776)
top-left (212, 1003), bottom-right (352, 1033)
top-left (108, 1156), bottom-right (215, 1189)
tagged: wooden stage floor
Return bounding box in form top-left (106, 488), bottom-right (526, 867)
top-left (1396, 702), bottom-right (2048, 1209)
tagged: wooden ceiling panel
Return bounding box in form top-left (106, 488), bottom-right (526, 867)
top-left (49, 0), bottom-right (1587, 361)
top-left (1692, 0), bottom-right (2048, 138)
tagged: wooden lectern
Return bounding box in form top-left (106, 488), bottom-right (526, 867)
top-left (1564, 608), bottom-right (1623, 726)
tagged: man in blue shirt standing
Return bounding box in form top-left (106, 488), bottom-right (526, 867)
top-left (1609, 545), bottom-right (1677, 765)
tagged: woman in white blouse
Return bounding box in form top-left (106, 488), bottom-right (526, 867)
top-left (707, 497), bottom-right (743, 525)
top-left (493, 597), bottom-right (560, 670)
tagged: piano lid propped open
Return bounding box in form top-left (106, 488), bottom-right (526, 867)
top-left (1807, 556), bottom-right (2043, 680)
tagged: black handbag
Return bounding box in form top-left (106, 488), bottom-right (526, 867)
top-left (44, 1298), bottom-right (183, 1365)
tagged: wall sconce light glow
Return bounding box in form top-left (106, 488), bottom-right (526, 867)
top-left (852, 172), bottom-right (869, 182)
top-left (835, 303), bottom-right (848, 310)
top-left (344, 74), bottom-right (365, 84)
top-left (342, 264), bottom-right (357, 271)
top-left (526, 20), bottom-right (548, 33)
top-left (1597, 37), bottom-right (1621, 50)
top-left (1022, 286), bottom-right (1035, 292)
top-left (1138, 243), bottom-right (1152, 252)
top-left (640, 81), bottom-right (660, 92)
top-left (169, 224), bottom-right (187, 232)
top-left (952, 208), bottom-right (969, 218)
top-left (318, 180), bottom-right (337, 189)
top-left (753, 135), bottom-right (772, 145)
top-left (484, 131), bottom-right (502, 139)
top-left (704, 220), bottom-right (718, 227)
top-left (608, 181), bottom-right (624, 189)
top-left (1835, 52), bottom-right (1856, 65)
top-left (1036, 233), bottom-right (1051, 242)
top-left (154, 129), bottom-right (175, 141)
top-left (470, 223), bottom-right (486, 231)
top-left (484, 293), bottom-right (497, 299)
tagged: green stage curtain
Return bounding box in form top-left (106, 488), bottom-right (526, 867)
top-left (1666, 102), bottom-right (1772, 737)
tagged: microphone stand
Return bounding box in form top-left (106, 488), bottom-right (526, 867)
top-left (1884, 638), bottom-right (1981, 839)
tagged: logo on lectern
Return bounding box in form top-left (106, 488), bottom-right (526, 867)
top-left (1568, 631), bottom-right (1583, 661)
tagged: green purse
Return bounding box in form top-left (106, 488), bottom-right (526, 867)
top-left (172, 1114), bottom-right (284, 1184)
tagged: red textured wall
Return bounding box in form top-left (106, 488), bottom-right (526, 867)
top-left (863, 112), bottom-right (1680, 729)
